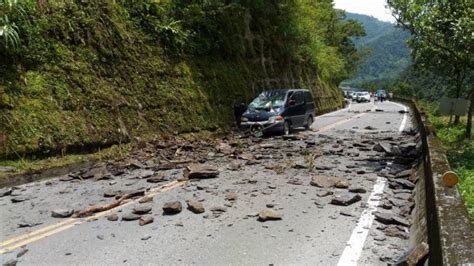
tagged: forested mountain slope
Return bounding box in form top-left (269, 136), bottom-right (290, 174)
top-left (343, 13), bottom-right (411, 87)
top-left (0, 1), bottom-right (363, 158)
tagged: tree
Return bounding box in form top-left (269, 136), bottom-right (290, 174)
top-left (387, 0), bottom-right (474, 138)
top-left (0, 0), bottom-right (21, 49)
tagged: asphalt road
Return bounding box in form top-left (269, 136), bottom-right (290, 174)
top-left (0, 100), bottom-right (416, 265)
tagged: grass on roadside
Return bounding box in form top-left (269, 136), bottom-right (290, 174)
top-left (0, 143), bottom-right (133, 179)
top-left (418, 100), bottom-right (474, 222)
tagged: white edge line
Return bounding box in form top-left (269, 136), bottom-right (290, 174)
top-left (389, 101), bottom-right (408, 132)
top-left (337, 177), bottom-right (386, 266)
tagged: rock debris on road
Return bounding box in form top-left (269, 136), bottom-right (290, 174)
top-left (0, 101), bottom-right (421, 265)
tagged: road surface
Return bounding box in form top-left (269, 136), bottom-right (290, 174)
top-left (0, 100), bottom-right (419, 265)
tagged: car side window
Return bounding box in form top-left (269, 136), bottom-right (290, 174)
top-left (304, 91), bottom-right (313, 102)
top-left (294, 92), bottom-right (304, 105)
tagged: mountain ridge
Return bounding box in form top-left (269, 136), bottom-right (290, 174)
top-left (343, 12), bottom-right (411, 88)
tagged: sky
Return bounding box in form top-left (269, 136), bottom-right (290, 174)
top-left (334, 0), bottom-right (396, 23)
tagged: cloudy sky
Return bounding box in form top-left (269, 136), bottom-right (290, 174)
top-left (334, 0), bottom-right (396, 23)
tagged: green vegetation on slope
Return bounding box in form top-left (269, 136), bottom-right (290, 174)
top-left (391, 65), bottom-right (449, 101)
top-left (418, 101), bottom-right (474, 221)
top-left (0, 0), bottom-right (364, 159)
top-left (342, 13), bottom-right (411, 89)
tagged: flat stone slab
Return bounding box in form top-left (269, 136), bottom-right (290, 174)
top-left (258, 210), bottom-right (282, 221)
top-left (51, 209), bottom-right (74, 218)
top-left (330, 193), bottom-right (362, 206)
top-left (186, 164), bottom-right (219, 179)
top-left (163, 201), bottom-right (182, 214)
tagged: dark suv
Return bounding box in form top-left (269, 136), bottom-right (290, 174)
top-left (240, 89), bottom-right (315, 135)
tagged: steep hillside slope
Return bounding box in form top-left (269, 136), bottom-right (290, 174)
top-left (343, 13), bottom-right (411, 87)
top-left (0, 1), bottom-right (360, 158)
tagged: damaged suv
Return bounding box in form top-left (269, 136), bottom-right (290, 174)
top-left (240, 89), bottom-right (315, 135)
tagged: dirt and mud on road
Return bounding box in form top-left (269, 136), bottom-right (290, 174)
top-left (0, 101), bottom-right (423, 265)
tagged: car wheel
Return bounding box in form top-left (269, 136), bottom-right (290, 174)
top-left (305, 116), bottom-right (313, 130)
top-left (283, 121), bottom-right (291, 135)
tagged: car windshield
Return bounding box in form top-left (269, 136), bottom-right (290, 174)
top-left (249, 91), bottom-right (286, 109)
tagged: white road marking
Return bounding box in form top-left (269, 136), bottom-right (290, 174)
top-left (387, 101), bottom-right (408, 132)
top-left (337, 177), bottom-right (386, 266)
top-left (337, 100), bottom-right (409, 265)
top-left (318, 101), bottom-right (352, 118)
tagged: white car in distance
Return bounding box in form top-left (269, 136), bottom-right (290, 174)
top-left (355, 91), bottom-right (371, 103)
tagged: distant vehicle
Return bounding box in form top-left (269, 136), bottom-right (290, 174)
top-left (240, 89), bottom-right (315, 135)
top-left (356, 91), bottom-right (371, 103)
top-left (348, 91), bottom-right (358, 99)
top-left (375, 90), bottom-right (388, 102)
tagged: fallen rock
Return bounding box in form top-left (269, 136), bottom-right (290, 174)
top-left (348, 187), bottom-right (367, 193)
top-left (136, 169), bottom-right (155, 179)
top-left (258, 210), bottom-right (282, 221)
top-left (17, 221), bottom-right (42, 228)
top-left (381, 201), bottom-right (393, 209)
top-left (330, 193), bottom-right (362, 206)
top-left (0, 188), bottom-right (13, 197)
top-left (11, 196), bottom-right (29, 203)
top-left (59, 175), bottom-right (75, 182)
top-left (373, 142), bottom-right (392, 153)
top-left (132, 205), bottom-right (152, 215)
top-left (107, 213), bottom-right (119, 221)
top-left (375, 212), bottom-right (411, 226)
top-left (81, 165), bottom-right (108, 179)
top-left (147, 175), bottom-right (165, 183)
top-left (406, 242), bottom-right (429, 265)
top-left (210, 206), bottom-right (227, 213)
top-left (186, 164), bottom-right (219, 179)
top-left (383, 225), bottom-right (409, 239)
top-left (163, 201), bottom-right (182, 214)
top-left (394, 179), bottom-right (415, 190)
top-left (103, 190), bottom-right (117, 198)
top-left (187, 200), bottom-right (205, 214)
top-left (141, 235), bottom-right (152, 241)
top-left (225, 192), bottom-right (238, 201)
top-left (315, 165), bottom-right (334, 171)
top-left (139, 196), bottom-right (153, 204)
top-left (16, 248), bottom-right (28, 258)
top-left (392, 216), bottom-right (411, 226)
top-left (3, 259), bottom-right (17, 266)
top-left (310, 176), bottom-right (336, 188)
top-left (217, 142), bottom-right (234, 154)
top-left (317, 190), bottom-right (333, 197)
top-left (292, 160), bottom-right (308, 169)
top-left (374, 211), bottom-right (393, 224)
top-left (227, 160), bottom-right (243, 171)
top-left (335, 180), bottom-right (350, 189)
top-left (395, 169), bottom-right (412, 178)
top-left (340, 211), bottom-right (355, 217)
top-left (139, 216), bottom-right (154, 226)
top-left (51, 209), bottom-right (74, 218)
top-left (282, 135), bottom-right (299, 140)
top-left (287, 179), bottom-right (303, 185)
top-left (122, 213), bottom-right (141, 221)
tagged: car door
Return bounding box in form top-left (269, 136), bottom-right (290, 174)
top-left (291, 92), bottom-right (306, 126)
top-left (304, 91), bottom-right (315, 118)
